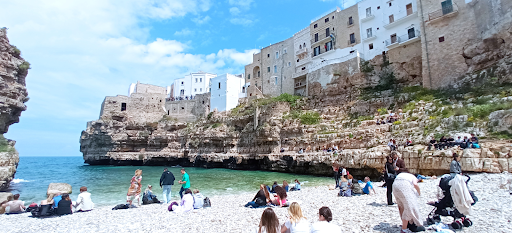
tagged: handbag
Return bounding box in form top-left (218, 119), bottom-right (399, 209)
top-left (386, 165), bottom-right (396, 180)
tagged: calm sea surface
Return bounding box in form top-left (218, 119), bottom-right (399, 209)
top-left (8, 157), bottom-right (332, 207)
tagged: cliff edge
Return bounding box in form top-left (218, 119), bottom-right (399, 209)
top-left (0, 28), bottom-right (29, 190)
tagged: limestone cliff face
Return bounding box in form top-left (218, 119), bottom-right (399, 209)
top-left (0, 28), bottom-right (29, 190)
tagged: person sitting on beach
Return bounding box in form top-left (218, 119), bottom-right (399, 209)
top-left (271, 181), bottom-right (279, 193)
top-left (74, 186), bottom-right (94, 212)
top-left (1, 194), bottom-right (25, 214)
top-left (283, 180), bottom-right (289, 192)
top-left (57, 194), bottom-right (73, 215)
top-left (246, 184), bottom-right (271, 208)
top-left (281, 202), bottom-right (310, 233)
top-left (362, 177), bottom-right (376, 195)
top-left (310, 206), bottom-right (343, 233)
top-left (256, 208), bottom-right (280, 233)
top-left (192, 189), bottom-right (205, 209)
top-left (270, 186), bottom-right (287, 207)
top-left (142, 185), bottom-right (160, 205)
top-left (351, 180), bottom-right (363, 196)
top-left (168, 188), bottom-right (194, 213)
top-left (0, 195), bottom-right (13, 214)
top-left (290, 179), bottom-right (301, 191)
top-left (53, 192), bottom-right (62, 211)
top-left (338, 177), bottom-right (351, 197)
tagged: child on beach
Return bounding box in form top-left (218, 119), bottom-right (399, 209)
top-left (127, 169), bottom-right (142, 206)
top-left (362, 177), bottom-right (376, 195)
top-left (290, 179), bottom-right (301, 191)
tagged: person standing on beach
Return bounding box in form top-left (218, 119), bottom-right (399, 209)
top-left (385, 156), bottom-right (397, 205)
top-left (392, 152), bottom-right (408, 174)
top-left (127, 169), bottom-right (142, 206)
top-left (178, 168), bottom-right (190, 198)
top-left (332, 163), bottom-right (340, 188)
top-left (160, 168), bottom-right (175, 203)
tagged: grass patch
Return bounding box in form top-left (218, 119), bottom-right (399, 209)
top-left (392, 120), bottom-right (402, 125)
top-left (0, 135), bottom-right (14, 152)
top-left (298, 111), bottom-right (321, 125)
top-left (159, 115), bottom-right (177, 122)
top-left (212, 123), bottom-right (222, 128)
top-left (18, 61), bottom-right (30, 73)
top-left (468, 101), bottom-right (512, 120)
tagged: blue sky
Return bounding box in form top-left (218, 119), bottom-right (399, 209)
top-left (1, 0), bottom-right (346, 157)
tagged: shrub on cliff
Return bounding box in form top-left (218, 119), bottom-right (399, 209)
top-left (299, 111), bottom-right (320, 125)
top-left (0, 135), bottom-right (14, 153)
top-left (18, 61), bottom-right (31, 73)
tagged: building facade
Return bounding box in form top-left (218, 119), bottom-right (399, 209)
top-left (210, 74), bottom-right (246, 112)
top-left (172, 72), bottom-right (216, 98)
top-left (293, 27), bottom-right (311, 96)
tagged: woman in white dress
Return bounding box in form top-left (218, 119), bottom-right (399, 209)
top-left (281, 202), bottom-right (310, 233)
top-left (392, 172), bottom-right (425, 233)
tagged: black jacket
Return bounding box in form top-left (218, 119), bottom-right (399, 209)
top-left (160, 171), bottom-right (175, 186)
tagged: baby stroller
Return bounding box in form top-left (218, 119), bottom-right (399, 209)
top-left (426, 174), bottom-right (478, 229)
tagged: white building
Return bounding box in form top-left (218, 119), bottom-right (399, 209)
top-left (210, 74), bottom-right (245, 112)
top-left (357, 0), bottom-right (421, 61)
top-left (172, 71), bottom-right (217, 98)
top-left (293, 27), bottom-right (311, 96)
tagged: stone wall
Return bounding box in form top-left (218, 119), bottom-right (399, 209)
top-left (0, 28), bottom-right (29, 190)
top-left (335, 4), bottom-right (360, 50)
top-left (419, 0), bottom-right (512, 89)
top-left (100, 92), bottom-right (166, 123)
top-left (165, 92), bottom-right (210, 122)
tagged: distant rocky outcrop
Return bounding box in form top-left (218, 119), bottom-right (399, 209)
top-left (0, 28), bottom-right (30, 190)
top-left (47, 183), bottom-right (72, 195)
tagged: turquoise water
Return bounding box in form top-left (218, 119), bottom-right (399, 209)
top-left (8, 157), bottom-right (332, 207)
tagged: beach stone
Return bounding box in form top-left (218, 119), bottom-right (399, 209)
top-left (47, 183), bottom-right (72, 195)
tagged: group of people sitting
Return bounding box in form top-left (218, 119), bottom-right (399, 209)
top-left (376, 109), bottom-right (404, 125)
top-left (167, 188), bottom-right (209, 213)
top-left (0, 186), bottom-right (95, 217)
top-left (294, 145), bottom-right (342, 155)
top-left (428, 134), bottom-right (479, 151)
top-left (245, 180), bottom-right (301, 209)
top-left (387, 139), bottom-right (413, 151)
top-left (256, 204), bottom-right (342, 233)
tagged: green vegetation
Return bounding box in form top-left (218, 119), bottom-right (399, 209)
top-left (296, 111), bottom-right (321, 125)
top-left (159, 115), bottom-right (177, 122)
top-left (0, 135), bottom-right (14, 153)
top-left (349, 133), bottom-right (354, 139)
top-left (18, 61), bottom-right (30, 72)
top-left (392, 120), bottom-right (402, 125)
top-left (11, 45), bottom-right (21, 57)
top-left (377, 107), bottom-right (388, 115)
top-left (360, 59), bottom-right (374, 73)
top-left (357, 115), bottom-right (374, 121)
top-left (212, 123), bottom-right (222, 128)
top-left (207, 112), bottom-right (213, 120)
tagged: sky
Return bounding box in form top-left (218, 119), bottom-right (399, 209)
top-left (1, 0), bottom-right (349, 157)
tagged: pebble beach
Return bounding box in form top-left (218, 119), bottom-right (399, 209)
top-left (0, 173), bottom-right (510, 233)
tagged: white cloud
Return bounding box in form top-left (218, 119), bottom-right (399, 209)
top-left (229, 7), bottom-right (241, 15)
top-left (192, 15), bottom-right (211, 24)
top-left (228, 0), bottom-right (253, 9)
top-left (0, 0), bottom-right (255, 156)
top-left (230, 18), bottom-right (254, 26)
top-left (174, 28), bottom-right (195, 36)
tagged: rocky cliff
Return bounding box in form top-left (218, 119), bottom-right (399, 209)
top-left (0, 28), bottom-right (29, 190)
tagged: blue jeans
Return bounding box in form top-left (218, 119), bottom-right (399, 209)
top-left (162, 185), bottom-right (172, 203)
top-left (244, 201), bottom-right (259, 208)
top-left (179, 186), bottom-right (185, 198)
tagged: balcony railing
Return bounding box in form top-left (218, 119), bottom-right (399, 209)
top-left (428, 3), bottom-right (459, 21)
top-left (295, 47), bottom-right (308, 56)
top-left (360, 14), bottom-right (375, 23)
top-left (385, 30), bottom-right (421, 47)
top-left (293, 69), bottom-right (308, 78)
top-left (294, 82), bottom-right (306, 89)
top-left (383, 11), bottom-right (418, 29)
top-left (311, 35), bottom-right (333, 45)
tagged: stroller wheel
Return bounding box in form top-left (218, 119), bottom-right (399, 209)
top-left (426, 218), bottom-right (434, 226)
top-left (463, 218), bottom-right (473, 227)
top-left (433, 215), bottom-right (441, 222)
top-left (451, 220), bottom-right (463, 229)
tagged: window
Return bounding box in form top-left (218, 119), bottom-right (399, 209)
top-left (302, 67), bottom-right (306, 70)
top-left (121, 103), bottom-right (126, 111)
top-left (255, 82), bottom-right (257, 86)
top-left (242, 87), bottom-right (245, 93)
top-left (258, 71), bottom-right (260, 77)
top-left (313, 46), bottom-right (320, 56)
top-left (275, 77), bottom-right (278, 85)
top-left (439, 36), bottom-right (445, 42)
top-left (369, 43), bottom-right (374, 50)
top-left (200, 78), bottom-right (202, 82)
top-left (314, 33), bottom-right (319, 42)
top-left (218, 82), bottom-right (221, 89)
top-left (325, 41), bottom-right (332, 51)
top-left (349, 33), bottom-right (355, 44)
top-left (299, 45), bottom-right (302, 49)
top-left (248, 74), bottom-right (250, 80)
top-left (194, 88), bottom-right (197, 92)
top-left (267, 54), bottom-right (270, 58)
top-left (366, 7), bottom-right (372, 17)
top-left (284, 49), bottom-right (287, 54)
top-left (406, 3), bottom-right (413, 15)
top-left (274, 65), bottom-right (277, 73)
top-left (389, 2), bottom-right (392, 6)
top-left (348, 16), bottom-right (353, 25)
top-left (314, 24), bottom-right (318, 28)
top-left (303, 43), bottom-right (306, 47)
top-left (181, 82), bottom-right (184, 85)
top-left (267, 67), bottom-right (270, 72)
top-left (389, 15), bottom-right (394, 24)
top-left (441, 0), bottom-right (454, 15)
top-left (326, 28), bottom-right (330, 37)
top-left (377, 6), bottom-right (380, 9)
top-left (325, 17), bottom-right (329, 23)
top-left (288, 62), bottom-right (291, 67)
top-left (390, 34), bottom-right (397, 43)
top-left (276, 52), bottom-right (279, 59)
top-left (200, 88), bottom-right (202, 92)
top-left (195, 78), bottom-right (198, 83)
top-left (366, 28), bottom-right (373, 38)
top-left (180, 89), bottom-right (184, 95)
top-left (408, 28), bottom-right (416, 39)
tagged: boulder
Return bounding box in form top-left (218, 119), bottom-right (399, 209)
top-left (47, 183), bottom-right (72, 195)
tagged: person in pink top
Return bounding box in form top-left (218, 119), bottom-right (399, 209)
top-left (270, 186), bottom-right (287, 207)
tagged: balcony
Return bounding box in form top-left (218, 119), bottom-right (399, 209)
top-left (295, 47), bottom-right (308, 56)
top-left (311, 35), bottom-right (333, 46)
top-left (311, 46), bottom-right (335, 58)
top-left (385, 30), bottom-right (421, 48)
top-left (293, 69), bottom-right (308, 79)
top-left (294, 82), bottom-right (306, 89)
top-left (383, 11), bottom-right (418, 29)
top-left (360, 14), bottom-right (375, 23)
top-left (428, 3), bottom-right (459, 23)
top-left (362, 35), bottom-right (376, 42)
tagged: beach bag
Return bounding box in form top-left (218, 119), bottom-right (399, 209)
top-left (168, 201), bottom-right (178, 211)
top-left (142, 194), bottom-right (150, 205)
top-left (112, 204), bottom-right (130, 210)
top-left (203, 197), bottom-right (211, 208)
top-left (255, 197), bottom-right (266, 206)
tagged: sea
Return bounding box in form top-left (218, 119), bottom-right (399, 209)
top-left (7, 157), bottom-right (332, 207)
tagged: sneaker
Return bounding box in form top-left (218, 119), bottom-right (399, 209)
top-left (401, 229), bottom-right (413, 233)
top-left (407, 222), bottom-right (426, 232)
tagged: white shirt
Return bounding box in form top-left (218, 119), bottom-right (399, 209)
top-left (3, 200), bottom-right (25, 213)
top-left (255, 226), bottom-right (280, 233)
top-left (341, 168), bottom-right (347, 176)
top-left (75, 191), bottom-right (94, 211)
top-left (310, 221), bottom-right (343, 233)
top-left (284, 218), bottom-right (310, 233)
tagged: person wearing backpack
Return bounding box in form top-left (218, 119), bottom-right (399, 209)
top-left (160, 168), bottom-right (175, 204)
